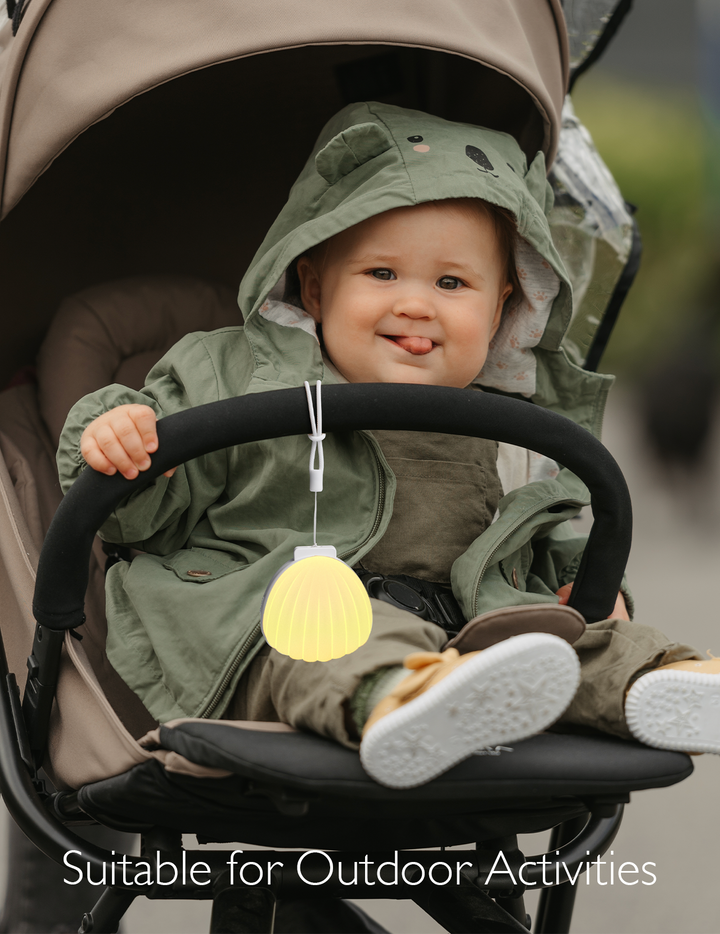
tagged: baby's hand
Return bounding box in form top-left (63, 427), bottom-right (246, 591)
top-left (80, 404), bottom-right (177, 480)
top-left (556, 583), bottom-right (629, 621)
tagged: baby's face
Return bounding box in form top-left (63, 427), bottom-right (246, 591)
top-left (297, 201), bottom-right (512, 388)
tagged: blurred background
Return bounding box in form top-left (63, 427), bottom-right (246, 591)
top-left (575, 0), bottom-right (714, 381)
top-left (571, 0), bottom-right (720, 519)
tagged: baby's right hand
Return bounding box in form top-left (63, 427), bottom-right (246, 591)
top-left (80, 404), bottom-right (177, 480)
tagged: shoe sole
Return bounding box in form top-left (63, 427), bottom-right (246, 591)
top-left (360, 632), bottom-right (580, 789)
top-left (625, 670), bottom-right (720, 754)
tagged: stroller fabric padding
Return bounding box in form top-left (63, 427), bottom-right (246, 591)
top-left (1, 276), bottom-right (242, 787)
top-left (37, 275), bottom-right (240, 445)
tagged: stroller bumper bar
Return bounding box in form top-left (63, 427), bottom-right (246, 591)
top-left (33, 383), bottom-right (632, 629)
top-left (23, 384), bottom-right (632, 778)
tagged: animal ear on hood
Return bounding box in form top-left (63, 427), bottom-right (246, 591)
top-left (524, 150), bottom-right (554, 215)
top-left (315, 122), bottom-right (393, 186)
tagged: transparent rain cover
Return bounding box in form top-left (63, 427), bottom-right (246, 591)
top-left (562, 0), bottom-right (627, 74)
top-left (548, 97), bottom-right (634, 368)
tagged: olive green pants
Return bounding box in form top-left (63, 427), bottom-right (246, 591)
top-left (224, 598), bottom-right (700, 748)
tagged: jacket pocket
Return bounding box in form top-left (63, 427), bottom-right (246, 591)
top-left (162, 547), bottom-right (246, 583)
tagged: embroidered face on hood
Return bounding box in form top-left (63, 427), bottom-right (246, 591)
top-left (238, 103), bottom-right (595, 410)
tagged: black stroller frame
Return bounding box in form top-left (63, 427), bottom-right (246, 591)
top-left (0, 384), bottom-right (693, 934)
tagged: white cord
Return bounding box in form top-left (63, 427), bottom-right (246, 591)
top-left (304, 380), bottom-right (325, 546)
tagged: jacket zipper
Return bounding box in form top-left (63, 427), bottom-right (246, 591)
top-left (471, 495), bottom-right (583, 617)
top-left (201, 621), bottom-right (262, 718)
top-left (200, 439), bottom-right (386, 718)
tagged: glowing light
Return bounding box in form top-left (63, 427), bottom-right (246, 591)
top-left (262, 546), bottom-right (373, 662)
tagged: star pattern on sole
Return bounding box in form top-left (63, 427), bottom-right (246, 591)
top-left (626, 670), bottom-right (720, 754)
top-left (360, 633), bottom-right (580, 788)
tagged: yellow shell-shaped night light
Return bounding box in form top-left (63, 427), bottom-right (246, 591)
top-left (262, 545), bottom-right (373, 662)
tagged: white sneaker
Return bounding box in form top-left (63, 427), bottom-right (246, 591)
top-left (625, 658), bottom-right (720, 754)
top-left (360, 632), bottom-right (580, 789)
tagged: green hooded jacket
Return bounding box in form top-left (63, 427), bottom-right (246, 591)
top-left (57, 103), bottom-right (615, 724)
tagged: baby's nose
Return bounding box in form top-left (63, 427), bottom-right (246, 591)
top-left (392, 292), bottom-right (436, 318)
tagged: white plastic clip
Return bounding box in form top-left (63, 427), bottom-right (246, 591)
top-left (304, 380), bottom-right (325, 493)
top-left (304, 380), bottom-right (326, 547)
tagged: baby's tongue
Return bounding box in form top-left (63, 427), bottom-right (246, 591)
top-left (393, 336), bottom-right (433, 355)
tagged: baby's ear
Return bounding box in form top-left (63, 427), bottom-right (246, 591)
top-left (296, 256), bottom-right (322, 322)
top-left (315, 123), bottom-right (393, 185)
top-left (524, 151), bottom-right (554, 215)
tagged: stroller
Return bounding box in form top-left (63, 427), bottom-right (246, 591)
top-left (0, 0), bottom-right (695, 931)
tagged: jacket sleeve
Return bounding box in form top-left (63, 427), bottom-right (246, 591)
top-left (529, 519), bottom-right (634, 619)
top-left (56, 333), bottom-right (228, 553)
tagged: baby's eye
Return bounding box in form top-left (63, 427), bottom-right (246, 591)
top-left (370, 269), bottom-right (396, 280)
top-left (437, 276), bottom-right (463, 290)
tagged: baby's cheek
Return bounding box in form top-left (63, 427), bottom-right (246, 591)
top-left (322, 326), bottom-right (371, 381)
top-left (451, 335), bottom-right (491, 383)
top-left (463, 312), bottom-right (498, 359)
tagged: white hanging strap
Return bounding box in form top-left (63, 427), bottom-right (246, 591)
top-left (304, 380), bottom-right (325, 547)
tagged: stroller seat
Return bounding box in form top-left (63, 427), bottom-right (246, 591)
top-left (72, 721), bottom-right (691, 851)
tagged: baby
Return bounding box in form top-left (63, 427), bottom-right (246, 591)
top-left (60, 103), bottom-right (720, 788)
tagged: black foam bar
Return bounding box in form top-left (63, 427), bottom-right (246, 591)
top-left (32, 384), bottom-right (631, 628)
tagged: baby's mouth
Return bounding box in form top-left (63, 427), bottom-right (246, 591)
top-left (384, 335), bottom-right (435, 355)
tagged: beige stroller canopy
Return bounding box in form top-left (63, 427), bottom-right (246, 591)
top-left (0, 0), bottom-right (568, 390)
top-left (0, 0), bottom-right (567, 215)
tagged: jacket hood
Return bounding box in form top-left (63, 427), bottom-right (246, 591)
top-left (237, 102), bottom-right (612, 432)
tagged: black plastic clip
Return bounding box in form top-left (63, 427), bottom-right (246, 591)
top-left (22, 624), bottom-right (66, 770)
